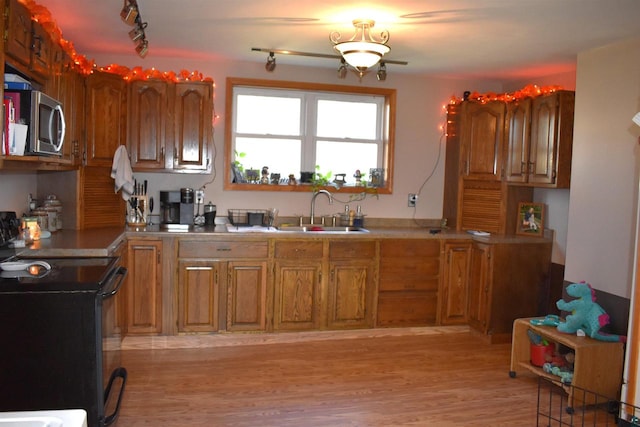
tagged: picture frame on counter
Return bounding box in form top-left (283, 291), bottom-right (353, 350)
top-left (516, 202), bottom-right (544, 237)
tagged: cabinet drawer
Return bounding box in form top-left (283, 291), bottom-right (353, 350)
top-left (179, 240), bottom-right (267, 258)
top-left (380, 239), bottom-right (440, 258)
top-left (275, 241), bottom-right (323, 258)
top-left (329, 241), bottom-right (376, 259)
top-left (376, 292), bottom-right (438, 327)
top-left (379, 257), bottom-right (440, 291)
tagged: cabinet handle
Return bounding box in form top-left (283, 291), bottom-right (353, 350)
top-left (185, 266), bottom-right (213, 271)
top-left (521, 161), bottom-right (526, 174)
top-left (528, 161), bottom-right (535, 174)
top-left (216, 248), bottom-right (231, 252)
top-left (157, 251), bottom-right (161, 264)
top-left (160, 146), bottom-right (164, 160)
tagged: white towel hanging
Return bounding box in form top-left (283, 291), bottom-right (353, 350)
top-left (110, 145), bottom-right (134, 200)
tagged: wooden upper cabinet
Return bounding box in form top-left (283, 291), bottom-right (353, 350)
top-left (128, 80), bottom-right (170, 170)
top-left (4, 0), bottom-right (52, 78)
top-left (173, 81), bottom-right (213, 172)
top-left (459, 100), bottom-right (506, 181)
top-left (528, 91), bottom-right (574, 188)
top-left (5, 0), bottom-right (31, 67)
top-left (85, 71), bottom-right (127, 167)
top-left (504, 98), bottom-right (532, 184)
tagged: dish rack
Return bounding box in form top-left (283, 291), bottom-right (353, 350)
top-left (227, 209), bottom-right (273, 227)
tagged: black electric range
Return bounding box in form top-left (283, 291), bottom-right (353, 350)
top-left (0, 250), bottom-right (128, 427)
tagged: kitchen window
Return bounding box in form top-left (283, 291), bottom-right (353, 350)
top-left (224, 78), bottom-right (396, 194)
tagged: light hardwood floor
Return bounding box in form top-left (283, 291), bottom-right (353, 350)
top-left (114, 328), bottom-right (544, 426)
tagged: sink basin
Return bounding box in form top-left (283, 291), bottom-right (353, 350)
top-left (277, 225), bottom-right (369, 233)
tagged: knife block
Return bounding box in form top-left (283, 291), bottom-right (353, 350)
top-left (126, 195), bottom-right (148, 226)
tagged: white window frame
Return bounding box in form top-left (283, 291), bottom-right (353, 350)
top-left (224, 77), bottom-right (396, 194)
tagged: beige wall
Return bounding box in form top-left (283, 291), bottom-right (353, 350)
top-left (2, 53), bottom-right (501, 222)
top-left (565, 37), bottom-right (640, 297)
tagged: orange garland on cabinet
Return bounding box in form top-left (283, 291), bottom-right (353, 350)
top-left (18, 0), bottom-right (213, 83)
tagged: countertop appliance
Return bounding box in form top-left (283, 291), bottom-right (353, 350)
top-left (160, 190), bottom-right (193, 229)
top-left (5, 90), bottom-right (66, 156)
top-left (0, 251), bottom-right (128, 427)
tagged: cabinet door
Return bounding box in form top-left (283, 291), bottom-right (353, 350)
top-left (273, 260), bottom-right (322, 331)
top-left (58, 67), bottom-right (84, 165)
top-left (85, 71), bottom-right (127, 167)
top-left (5, 0), bottom-right (32, 67)
top-left (226, 261), bottom-right (268, 331)
top-left (172, 82), bottom-right (212, 172)
top-left (126, 239), bottom-right (162, 335)
top-left (128, 80), bottom-right (171, 170)
top-left (439, 241), bottom-right (471, 325)
top-left (467, 243), bottom-right (492, 333)
top-left (529, 91), bottom-right (574, 187)
top-left (327, 259), bottom-right (375, 329)
top-left (177, 260), bottom-right (219, 333)
top-left (29, 20), bottom-right (52, 77)
top-left (505, 98), bottom-right (531, 183)
top-left (460, 101), bottom-right (506, 181)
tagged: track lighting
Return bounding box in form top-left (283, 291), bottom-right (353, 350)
top-left (121, 0), bottom-right (149, 57)
top-left (338, 60), bottom-right (347, 79)
top-left (251, 48), bottom-right (407, 80)
top-left (265, 52), bottom-right (276, 72)
top-left (376, 62), bottom-right (387, 81)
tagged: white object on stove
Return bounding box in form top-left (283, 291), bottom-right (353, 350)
top-left (0, 260), bottom-right (51, 271)
top-left (0, 409), bottom-right (87, 426)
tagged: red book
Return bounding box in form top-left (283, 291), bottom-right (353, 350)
top-left (3, 98), bottom-right (12, 155)
top-left (4, 92), bottom-right (20, 123)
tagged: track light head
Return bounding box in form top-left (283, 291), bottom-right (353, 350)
top-left (129, 22), bottom-right (147, 42)
top-left (136, 39), bottom-right (149, 58)
top-left (376, 62), bottom-right (387, 81)
top-left (265, 52), bottom-right (276, 72)
top-left (120, 0), bottom-right (138, 25)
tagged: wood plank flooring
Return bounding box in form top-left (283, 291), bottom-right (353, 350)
top-left (114, 328), bottom-right (544, 426)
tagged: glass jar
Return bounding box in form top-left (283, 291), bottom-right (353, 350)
top-left (44, 195), bottom-right (63, 230)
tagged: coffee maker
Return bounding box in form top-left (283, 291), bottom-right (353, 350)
top-left (160, 190), bottom-right (194, 228)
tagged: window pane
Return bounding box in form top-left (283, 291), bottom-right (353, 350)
top-left (236, 95), bottom-right (301, 135)
top-left (316, 100), bottom-right (378, 139)
top-left (316, 141), bottom-right (378, 184)
top-left (235, 137), bottom-right (301, 180)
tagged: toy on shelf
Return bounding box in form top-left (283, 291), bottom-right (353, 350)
top-left (556, 282), bottom-right (626, 343)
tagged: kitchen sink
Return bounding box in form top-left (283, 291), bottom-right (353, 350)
top-left (277, 225), bottom-right (369, 233)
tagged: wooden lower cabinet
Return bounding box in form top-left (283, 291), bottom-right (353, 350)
top-left (226, 260), bottom-right (268, 331)
top-left (467, 240), bottom-right (552, 343)
top-left (377, 239), bottom-right (440, 327)
top-left (178, 239), bottom-right (269, 333)
top-left (273, 240), bottom-right (323, 331)
top-left (439, 241), bottom-right (471, 325)
top-left (177, 260), bottom-right (219, 333)
top-left (327, 241), bottom-right (377, 329)
top-left (125, 238), bottom-right (163, 335)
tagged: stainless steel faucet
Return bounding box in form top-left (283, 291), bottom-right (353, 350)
top-left (310, 190), bottom-right (333, 224)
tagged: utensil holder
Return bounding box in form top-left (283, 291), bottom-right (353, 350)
top-left (127, 195), bottom-right (148, 226)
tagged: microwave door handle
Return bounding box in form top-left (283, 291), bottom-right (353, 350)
top-left (53, 104), bottom-right (66, 152)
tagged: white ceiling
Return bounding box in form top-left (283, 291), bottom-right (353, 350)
top-left (33, 0), bottom-right (640, 80)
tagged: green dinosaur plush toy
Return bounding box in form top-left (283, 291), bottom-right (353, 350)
top-left (556, 282), bottom-right (626, 343)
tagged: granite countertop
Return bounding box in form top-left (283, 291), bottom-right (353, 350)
top-left (14, 221), bottom-right (552, 258)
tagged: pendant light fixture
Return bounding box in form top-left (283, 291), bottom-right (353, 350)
top-left (330, 19), bottom-right (390, 76)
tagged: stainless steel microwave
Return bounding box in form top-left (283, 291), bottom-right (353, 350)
top-left (27, 91), bottom-right (66, 156)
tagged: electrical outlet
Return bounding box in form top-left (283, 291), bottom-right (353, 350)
top-left (195, 190), bottom-right (205, 205)
top-left (408, 193), bottom-right (418, 207)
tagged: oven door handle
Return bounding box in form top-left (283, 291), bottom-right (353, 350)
top-left (101, 266), bottom-right (127, 298)
top-left (103, 366), bottom-right (127, 426)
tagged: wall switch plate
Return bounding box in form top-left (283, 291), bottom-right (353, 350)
top-left (408, 193), bottom-right (418, 207)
